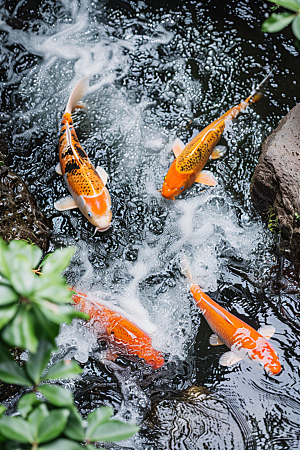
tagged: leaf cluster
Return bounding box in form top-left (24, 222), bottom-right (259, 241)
top-left (0, 239), bottom-right (89, 354)
top-left (0, 239), bottom-right (139, 449)
top-left (0, 387), bottom-right (138, 450)
top-left (262, 0), bottom-right (300, 44)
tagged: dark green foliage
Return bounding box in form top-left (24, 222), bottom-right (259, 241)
top-left (0, 239), bottom-right (139, 449)
top-left (262, 0), bottom-right (300, 46)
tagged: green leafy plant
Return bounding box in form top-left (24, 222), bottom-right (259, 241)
top-left (0, 239), bottom-right (139, 449)
top-left (262, 0), bottom-right (300, 45)
top-left (268, 206), bottom-right (280, 233)
top-left (0, 390), bottom-right (139, 450)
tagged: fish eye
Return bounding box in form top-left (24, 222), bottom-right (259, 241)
top-left (180, 186), bottom-right (184, 190)
top-left (88, 212), bottom-right (92, 217)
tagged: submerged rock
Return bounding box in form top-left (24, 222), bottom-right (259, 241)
top-left (0, 136), bottom-right (51, 250)
top-left (251, 103), bottom-right (300, 261)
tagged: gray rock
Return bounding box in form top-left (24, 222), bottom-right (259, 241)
top-left (251, 103), bottom-right (300, 260)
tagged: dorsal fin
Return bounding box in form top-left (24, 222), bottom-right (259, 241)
top-left (201, 296), bottom-right (234, 325)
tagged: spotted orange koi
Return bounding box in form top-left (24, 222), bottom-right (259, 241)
top-left (161, 73), bottom-right (272, 200)
top-left (54, 77), bottom-right (112, 233)
top-left (181, 255), bottom-right (281, 375)
top-left (72, 291), bottom-right (165, 369)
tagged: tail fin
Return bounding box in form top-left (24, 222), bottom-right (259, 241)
top-left (180, 253), bottom-right (193, 285)
top-left (250, 70), bottom-right (273, 104)
top-left (65, 76), bottom-right (89, 114)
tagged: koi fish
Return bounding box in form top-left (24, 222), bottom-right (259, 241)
top-left (161, 73), bottom-right (272, 200)
top-left (54, 77), bottom-right (112, 233)
top-left (181, 255), bottom-right (281, 375)
top-left (72, 291), bottom-right (164, 369)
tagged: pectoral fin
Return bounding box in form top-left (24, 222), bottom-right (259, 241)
top-left (55, 163), bottom-right (62, 175)
top-left (54, 196), bottom-right (78, 211)
top-left (172, 138), bottom-right (185, 158)
top-left (96, 166), bottom-right (108, 185)
top-left (194, 170), bottom-right (218, 187)
top-left (211, 145), bottom-right (227, 160)
top-left (257, 325), bottom-right (275, 340)
top-left (209, 334), bottom-right (225, 346)
top-left (219, 351), bottom-right (243, 367)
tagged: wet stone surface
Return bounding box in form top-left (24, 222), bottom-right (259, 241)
top-left (251, 103), bottom-right (300, 263)
top-left (0, 135), bottom-right (51, 249)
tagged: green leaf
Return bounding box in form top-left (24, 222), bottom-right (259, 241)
top-left (87, 420), bottom-right (139, 442)
top-left (0, 404), bottom-right (7, 416)
top-left (39, 385), bottom-right (73, 407)
top-left (86, 407), bottom-right (113, 439)
top-left (2, 304), bottom-right (39, 353)
top-left (0, 284), bottom-right (19, 306)
top-left (0, 416), bottom-right (35, 443)
top-left (28, 403), bottom-right (49, 439)
top-left (18, 393), bottom-right (41, 418)
top-left (63, 405), bottom-right (85, 441)
top-left (268, 0), bottom-right (300, 12)
top-left (0, 304), bottom-right (18, 330)
top-left (42, 247), bottom-right (75, 275)
top-left (9, 255), bottom-right (36, 296)
top-left (30, 305), bottom-right (60, 345)
top-left (262, 11), bottom-right (295, 32)
top-left (33, 275), bottom-right (72, 304)
top-left (0, 360), bottom-right (32, 386)
top-left (39, 438), bottom-right (84, 450)
top-left (37, 301), bottom-right (88, 325)
top-left (8, 240), bottom-right (42, 269)
top-left (26, 340), bottom-right (55, 385)
top-left (27, 245), bottom-right (43, 269)
top-left (0, 338), bottom-right (14, 362)
top-left (42, 360), bottom-right (82, 381)
top-left (37, 408), bottom-right (70, 443)
top-left (0, 238), bottom-right (10, 279)
top-left (292, 14), bottom-right (300, 38)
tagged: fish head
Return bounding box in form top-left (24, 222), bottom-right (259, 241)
top-left (81, 188), bottom-right (112, 232)
top-left (161, 160), bottom-right (194, 199)
top-left (249, 336), bottom-right (282, 376)
top-left (264, 354), bottom-right (282, 376)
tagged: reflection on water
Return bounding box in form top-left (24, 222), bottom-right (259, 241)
top-left (1, 0), bottom-right (300, 448)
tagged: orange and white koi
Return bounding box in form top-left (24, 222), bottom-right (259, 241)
top-left (72, 291), bottom-right (164, 369)
top-left (181, 256), bottom-right (281, 375)
top-left (161, 73), bottom-right (272, 200)
top-left (54, 77), bottom-right (112, 233)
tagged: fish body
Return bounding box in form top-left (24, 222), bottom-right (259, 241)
top-left (72, 292), bottom-right (164, 369)
top-left (161, 74), bottom-right (271, 200)
top-left (190, 283), bottom-right (281, 375)
top-left (55, 77), bottom-right (112, 232)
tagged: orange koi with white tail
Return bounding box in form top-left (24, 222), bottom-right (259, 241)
top-left (161, 73), bottom-right (272, 200)
top-left (72, 291), bottom-right (164, 369)
top-left (181, 255), bottom-right (281, 375)
top-left (54, 77), bottom-right (112, 233)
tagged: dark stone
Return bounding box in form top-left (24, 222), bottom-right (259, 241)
top-left (251, 103), bottom-right (300, 261)
top-left (0, 136), bottom-right (52, 250)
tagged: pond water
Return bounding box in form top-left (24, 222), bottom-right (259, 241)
top-left (1, 0), bottom-right (300, 449)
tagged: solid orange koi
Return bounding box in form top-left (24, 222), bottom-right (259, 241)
top-left (72, 291), bottom-right (165, 369)
top-left (161, 73), bottom-right (272, 200)
top-left (181, 255), bottom-right (281, 375)
top-left (54, 77), bottom-right (112, 233)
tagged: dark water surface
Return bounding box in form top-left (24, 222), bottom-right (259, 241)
top-left (1, 0), bottom-right (300, 449)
